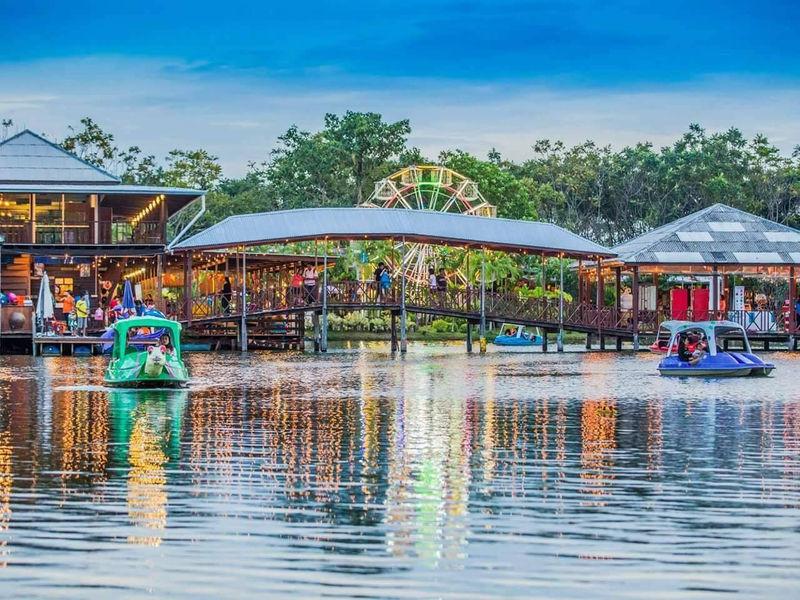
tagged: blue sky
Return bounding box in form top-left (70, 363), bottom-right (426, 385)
top-left (2, 1), bottom-right (799, 175)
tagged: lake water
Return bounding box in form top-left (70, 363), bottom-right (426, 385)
top-left (0, 343), bottom-right (799, 599)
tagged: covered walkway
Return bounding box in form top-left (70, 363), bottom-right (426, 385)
top-left (171, 207), bottom-right (616, 352)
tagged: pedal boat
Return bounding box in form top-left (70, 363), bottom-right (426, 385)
top-left (657, 320), bottom-right (775, 377)
top-left (493, 324), bottom-right (543, 347)
top-left (104, 316), bottom-right (189, 388)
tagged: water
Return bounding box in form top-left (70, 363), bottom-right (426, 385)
top-left (0, 343), bottom-right (799, 599)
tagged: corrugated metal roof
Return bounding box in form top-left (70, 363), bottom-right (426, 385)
top-left (173, 207), bottom-right (615, 257)
top-left (0, 130), bottom-right (120, 184)
top-left (0, 183), bottom-right (204, 196)
top-left (609, 204), bottom-right (800, 265)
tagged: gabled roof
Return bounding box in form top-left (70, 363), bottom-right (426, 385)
top-left (172, 207), bottom-right (615, 258)
top-left (0, 129), bottom-right (120, 184)
top-left (609, 203), bottom-right (800, 265)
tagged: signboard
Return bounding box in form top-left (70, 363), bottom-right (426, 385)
top-left (733, 286), bottom-right (745, 311)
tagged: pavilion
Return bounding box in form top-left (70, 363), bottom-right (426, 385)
top-left (589, 203), bottom-right (800, 349)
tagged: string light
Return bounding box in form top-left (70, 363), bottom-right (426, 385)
top-left (131, 194), bottom-right (165, 228)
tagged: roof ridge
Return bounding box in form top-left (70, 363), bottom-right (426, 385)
top-left (0, 129), bottom-right (121, 183)
top-left (613, 204), bottom-right (720, 254)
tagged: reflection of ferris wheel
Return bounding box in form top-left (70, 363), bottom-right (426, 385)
top-left (361, 165), bottom-right (496, 283)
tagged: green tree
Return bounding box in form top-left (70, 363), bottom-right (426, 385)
top-left (163, 149), bottom-right (222, 190)
top-left (61, 117), bottom-right (119, 169)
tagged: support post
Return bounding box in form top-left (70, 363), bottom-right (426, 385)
top-left (466, 321), bottom-right (473, 353)
top-left (541, 330), bottom-right (548, 352)
top-left (400, 236), bottom-right (407, 353)
top-left (789, 266), bottom-right (796, 348)
top-left (632, 266), bottom-right (640, 351)
top-left (595, 256), bottom-right (603, 340)
top-left (312, 311), bottom-right (320, 352)
top-left (320, 242), bottom-right (328, 352)
top-left (479, 249), bottom-right (487, 353)
top-left (156, 254), bottom-right (164, 313)
top-left (240, 248), bottom-right (248, 352)
top-left (585, 333), bottom-right (592, 350)
top-left (390, 312), bottom-right (398, 352)
top-left (711, 265), bottom-right (719, 316)
top-left (557, 254), bottom-right (564, 352)
top-left (184, 252), bottom-right (193, 326)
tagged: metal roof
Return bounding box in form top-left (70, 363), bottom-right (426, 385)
top-left (0, 130), bottom-right (120, 184)
top-left (0, 183), bottom-right (203, 196)
top-left (173, 207), bottom-right (615, 257)
top-left (608, 204), bottom-right (800, 266)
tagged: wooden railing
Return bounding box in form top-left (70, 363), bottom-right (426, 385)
top-left (0, 220), bottom-right (164, 245)
top-left (176, 280), bottom-right (792, 335)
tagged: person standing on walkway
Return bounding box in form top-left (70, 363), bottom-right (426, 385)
top-left (61, 290), bottom-right (76, 334)
top-left (379, 268), bottom-right (391, 302)
top-left (221, 277), bottom-right (232, 314)
top-left (436, 268), bottom-right (448, 305)
top-left (75, 292), bottom-right (89, 336)
top-left (428, 268), bottom-right (438, 298)
top-left (303, 264), bottom-right (318, 304)
top-left (374, 262), bottom-right (387, 301)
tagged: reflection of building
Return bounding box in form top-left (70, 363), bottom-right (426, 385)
top-left (580, 399), bottom-right (617, 504)
top-left (0, 429), bottom-right (11, 568)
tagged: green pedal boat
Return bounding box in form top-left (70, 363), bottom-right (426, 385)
top-left (104, 316), bottom-right (189, 388)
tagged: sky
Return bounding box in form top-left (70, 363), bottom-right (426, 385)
top-left (1, 0), bottom-right (799, 176)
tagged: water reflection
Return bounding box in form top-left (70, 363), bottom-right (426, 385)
top-left (0, 348), bottom-right (798, 597)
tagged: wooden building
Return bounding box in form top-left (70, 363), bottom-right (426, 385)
top-left (0, 129), bottom-right (203, 347)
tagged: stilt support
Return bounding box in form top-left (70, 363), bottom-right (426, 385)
top-left (586, 333), bottom-right (592, 350)
top-left (466, 322), bottom-right (473, 353)
top-left (390, 312), bottom-right (398, 352)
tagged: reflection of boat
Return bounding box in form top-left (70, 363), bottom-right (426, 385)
top-left (104, 317), bottom-right (189, 388)
top-left (493, 324), bottom-right (542, 346)
top-left (658, 321), bottom-right (775, 377)
top-left (649, 320), bottom-right (698, 353)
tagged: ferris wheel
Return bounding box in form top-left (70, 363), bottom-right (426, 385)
top-left (361, 165), bottom-right (496, 283)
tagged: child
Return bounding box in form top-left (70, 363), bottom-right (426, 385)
top-left (75, 293), bottom-right (89, 336)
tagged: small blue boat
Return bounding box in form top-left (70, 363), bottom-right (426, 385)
top-left (493, 324), bottom-right (543, 347)
top-left (658, 320), bottom-right (774, 377)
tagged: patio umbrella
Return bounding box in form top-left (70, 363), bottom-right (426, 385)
top-left (122, 279), bottom-right (136, 315)
top-left (36, 271), bottom-right (55, 323)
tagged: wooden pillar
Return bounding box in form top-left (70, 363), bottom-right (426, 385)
top-left (390, 311), bottom-right (398, 352)
top-left (183, 253), bottom-right (192, 326)
top-left (156, 254), bottom-right (164, 312)
top-left (320, 244), bottom-right (328, 353)
top-left (600, 335), bottom-right (606, 350)
top-left (400, 236), bottom-right (407, 353)
top-left (632, 266), bottom-right (640, 351)
top-left (312, 311), bottom-right (320, 353)
top-left (557, 254), bottom-right (564, 352)
top-left (541, 330), bottom-right (548, 352)
top-left (479, 249), bottom-right (486, 353)
top-left (585, 333), bottom-right (592, 350)
top-left (466, 321), bottom-right (473, 353)
top-left (711, 265), bottom-right (719, 315)
top-left (616, 336), bottom-right (622, 351)
top-left (240, 249), bottom-right (248, 352)
top-left (595, 256), bottom-right (603, 340)
top-left (614, 267), bottom-right (621, 313)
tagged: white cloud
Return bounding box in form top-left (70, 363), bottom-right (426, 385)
top-left (0, 56), bottom-right (798, 177)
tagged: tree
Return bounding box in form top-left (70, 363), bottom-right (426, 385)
top-left (323, 111), bottom-right (411, 204)
top-left (439, 150), bottom-right (538, 220)
top-left (61, 117), bottom-right (120, 169)
top-left (163, 149), bottom-right (222, 190)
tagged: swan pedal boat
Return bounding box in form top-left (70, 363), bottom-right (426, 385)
top-left (493, 324), bottom-right (543, 347)
top-left (657, 320), bottom-right (774, 377)
top-left (104, 316), bottom-right (189, 388)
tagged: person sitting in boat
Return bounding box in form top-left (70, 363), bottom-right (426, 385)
top-left (688, 334), bottom-right (708, 366)
top-left (677, 335), bottom-right (693, 362)
top-left (160, 333), bottom-right (175, 355)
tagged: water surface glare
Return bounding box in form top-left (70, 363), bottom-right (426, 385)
top-left (1, 344), bottom-right (799, 598)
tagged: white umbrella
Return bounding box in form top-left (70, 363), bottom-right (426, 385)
top-left (36, 271), bottom-right (55, 321)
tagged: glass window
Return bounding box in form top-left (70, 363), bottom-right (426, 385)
top-left (0, 193), bottom-right (31, 222)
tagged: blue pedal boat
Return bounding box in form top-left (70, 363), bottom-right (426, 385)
top-left (493, 324), bottom-right (543, 347)
top-left (658, 320), bottom-right (775, 377)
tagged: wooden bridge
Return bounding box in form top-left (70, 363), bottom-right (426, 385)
top-left (176, 280), bottom-right (792, 352)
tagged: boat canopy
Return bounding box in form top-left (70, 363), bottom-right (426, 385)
top-left (665, 320), bottom-right (751, 357)
top-left (111, 317), bottom-right (183, 360)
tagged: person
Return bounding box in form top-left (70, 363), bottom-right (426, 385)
top-left (303, 264), bottom-right (318, 304)
top-left (374, 262), bottom-right (387, 301)
top-left (436, 268), bottom-right (448, 304)
top-left (134, 298), bottom-right (143, 316)
top-left (221, 277), bottom-right (232, 314)
top-left (379, 267), bottom-right (391, 301)
top-left (75, 292), bottom-right (89, 336)
top-left (290, 270), bottom-right (303, 306)
top-left (677, 334), bottom-right (693, 362)
top-left (61, 290), bottom-right (76, 334)
top-left (159, 332), bottom-right (175, 355)
top-left (428, 268), bottom-right (438, 296)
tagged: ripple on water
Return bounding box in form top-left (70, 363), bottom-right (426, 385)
top-left (0, 346), bottom-right (799, 598)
